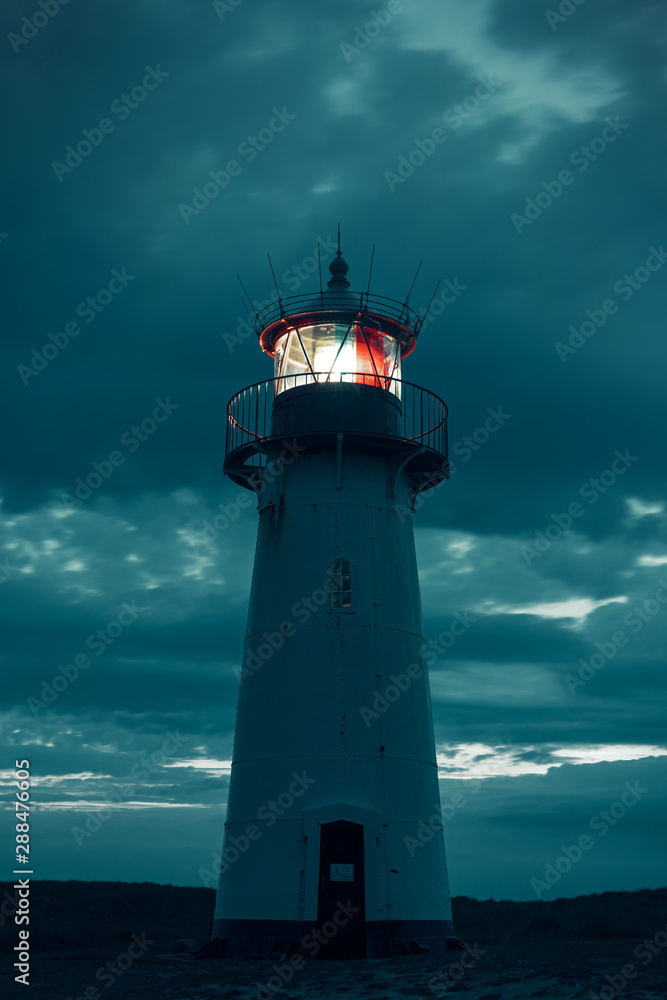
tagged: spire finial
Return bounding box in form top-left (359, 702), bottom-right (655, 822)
top-left (328, 222), bottom-right (350, 289)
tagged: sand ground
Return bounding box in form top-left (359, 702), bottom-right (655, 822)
top-left (4, 939), bottom-right (666, 999)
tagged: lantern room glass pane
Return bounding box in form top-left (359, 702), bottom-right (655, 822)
top-left (274, 323), bottom-right (401, 396)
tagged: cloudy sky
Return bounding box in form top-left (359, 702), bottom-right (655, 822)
top-left (1, 0), bottom-right (666, 902)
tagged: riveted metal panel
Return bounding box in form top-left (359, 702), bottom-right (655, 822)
top-left (214, 427), bottom-right (452, 937)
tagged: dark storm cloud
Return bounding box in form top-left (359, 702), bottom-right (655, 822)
top-left (442, 755), bottom-right (667, 900)
top-left (4, 0), bottom-right (662, 523)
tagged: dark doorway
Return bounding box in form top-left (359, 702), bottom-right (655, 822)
top-left (316, 820), bottom-right (366, 958)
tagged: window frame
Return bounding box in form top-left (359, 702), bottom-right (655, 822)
top-left (329, 557), bottom-right (353, 612)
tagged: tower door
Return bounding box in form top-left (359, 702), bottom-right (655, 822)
top-left (316, 820), bottom-right (366, 959)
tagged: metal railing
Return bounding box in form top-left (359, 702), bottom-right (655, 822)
top-left (253, 291), bottom-right (424, 340)
top-left (225, 373), bottom-right (448, 469)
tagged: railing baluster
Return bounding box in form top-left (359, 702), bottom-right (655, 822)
top-left (420, 389), bottom-right (424, 446)
top-left (224, 373), bottom-right (448, 476)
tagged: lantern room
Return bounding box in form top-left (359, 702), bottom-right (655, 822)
top-left (272, 321), bottom-right (401, 395)
top-left (253, 244), bottom-right (420, 398)
top-left (223, 239), bottom-right (449, 496)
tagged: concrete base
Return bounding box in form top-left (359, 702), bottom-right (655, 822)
top-left (200, 917), bottom-right (456, 960)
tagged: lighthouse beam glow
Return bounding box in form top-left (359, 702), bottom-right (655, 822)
top-left (274, 322), bottom-right (401, 394)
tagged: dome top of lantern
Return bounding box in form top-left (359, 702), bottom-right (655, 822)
top-left (327, 248), bottom-right (350, 290)
top-left (253, 238), bottom-right (426, 360)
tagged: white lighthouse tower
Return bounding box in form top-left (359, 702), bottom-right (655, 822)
top-left (210, 240), bottom-right (454, 959)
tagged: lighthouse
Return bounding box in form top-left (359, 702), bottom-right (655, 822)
top-left (210, 239), bottom-right (454, 959)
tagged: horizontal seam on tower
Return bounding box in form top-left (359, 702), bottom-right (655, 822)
top-left (245, 624), bottom-right (425, 638)
top-left (231, 754), bottom-right (437, 766)
top-left (224, 818), bottom-right (307, 825)
top-left (261, 503), bottom-right (390, 511)
top-left (223, 817), bottom-right (445, 826)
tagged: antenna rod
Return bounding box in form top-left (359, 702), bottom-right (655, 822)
top-left (404, 260), bottom-right (422, 306)
top-left (239, 296), bottom-right (253, 324)
top-left (237, 274), bottom-right (260, 322)
top-left (418, 281), bottom-right (441, 333)
top-left (267, 253), bottom-right (285, 317)
top-left (337, 222), bottom-right (341, 253)
top-left (267, 253), bottom-right (282, 299)
top-left (365, 244), bottom-right (375, 301)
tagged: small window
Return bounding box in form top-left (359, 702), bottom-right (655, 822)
top-left (330, 558), bottom-right (352, 610)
